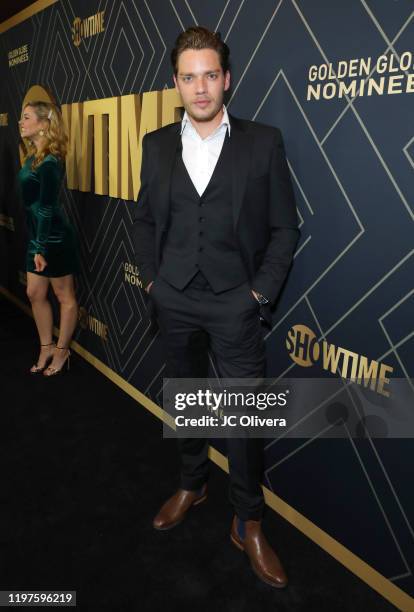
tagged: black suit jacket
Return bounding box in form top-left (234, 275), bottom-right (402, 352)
top-left (132, 114), bottom-right (300, 326)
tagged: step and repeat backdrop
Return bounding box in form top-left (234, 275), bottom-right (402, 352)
top-left (1, 0), bottom-right (413, 605)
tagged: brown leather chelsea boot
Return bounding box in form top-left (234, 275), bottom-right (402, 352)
top-left (230, 515), bottom-right (288, 588)
top-left (153, 484), bottom-right (207, 531)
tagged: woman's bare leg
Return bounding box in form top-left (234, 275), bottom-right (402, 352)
top-left (44, 274), bottom-right (78, 373)
top-left (26, 272), bottom-right (54, 370)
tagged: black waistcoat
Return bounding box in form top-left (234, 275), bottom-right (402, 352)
top-left (158, 133), bottom-right (248, 292)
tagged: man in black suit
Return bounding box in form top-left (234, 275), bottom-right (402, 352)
top-left (133, 26), bottom-right (299, 588)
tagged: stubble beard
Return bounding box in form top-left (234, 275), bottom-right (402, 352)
top-left (185, 97), bottom-right (223, 124)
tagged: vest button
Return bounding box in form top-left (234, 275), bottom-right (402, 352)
top-left (199, 246), bottom-right (204, 252)
top-left (199, 217), bottom-right (205, 222)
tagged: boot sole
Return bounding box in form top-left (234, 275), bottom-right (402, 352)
top-left (153, 493), bottom-right (207, 531)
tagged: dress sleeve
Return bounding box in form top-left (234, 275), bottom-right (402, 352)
top-left (33, 159), bottom-right (61, 256)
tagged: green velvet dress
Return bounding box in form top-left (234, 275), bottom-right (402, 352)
top-left (18, 153), bottom-right (79, 277)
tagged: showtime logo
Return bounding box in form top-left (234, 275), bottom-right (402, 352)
top-left (78, 306), bottom-right (108, 341)
top-left (286, 324), bottom-right (393, 397)
top-left (72, 11), bottom-right (105, 47)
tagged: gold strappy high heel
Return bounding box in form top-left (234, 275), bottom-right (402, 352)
top-left (30, 342), bottom-right (55, 374)
top-left (43, 345), bottom-right (71, 377)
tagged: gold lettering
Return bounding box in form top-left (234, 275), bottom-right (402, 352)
top-left (340, 349), bottom-right (359, 381)
top-left (133, 91), bottom-right (162, 198)
top-left (121, 94), bottom-right (141, 200)
top-left (80, 97), bottom-right (121, 197)
top-left (337, 61), bottom-right (347, 78)
top-left (348, 59), bottom-right (358, 77)
top-left (376, 55), bottom-right (388, 74)
top-left (162, 88), bottom-right (183, 126)
top-left (85, 314), bottom-right (108, 340)
top-left (62, 102), bottom-right (83, 190)
top-left (119, 89), bottom-right (181, 200)
top-left (83, 18), bottom-right (90, 38)
top-left (359, 57), bottom-right (371, 77)
top-left (72, 18), bottom-right (81, 47)
top-left (388, 54), bottom-right (399, 73)
top-left (388, 75), bottom-right (404, 94)
top-left (357, 356), bottom-right (378, 391)
top-left (306, 83), bottom-right (320, 101)
top-left (322, 341), bottom-right (342, 374)
top-left (139, 90), bottom-right (162, 143)
top-left (377, 364), bottom-right (393, 397)
top-left (338, 80), bottom-right (357, 98)
top-left (327, 64), bottom-right (336, 80)
top-left (61, 88), bottom-right (188, 199)
top-left (367, 77), bottom-right (385, 96)
top-left (94, 112), bottom-right (109, 194)
top-left (79, 108), bottom-right (93, 192)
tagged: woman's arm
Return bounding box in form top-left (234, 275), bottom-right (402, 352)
top-left (33, 158), bottom-right (61, 256)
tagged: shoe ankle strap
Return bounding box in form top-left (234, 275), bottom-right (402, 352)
top-left (55, 345), bottom-right (70, 350)
top-left (41, 342), bottom-right (55, 347)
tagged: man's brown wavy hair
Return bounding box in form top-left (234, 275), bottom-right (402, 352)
top-left (171, 26), bottom-right (230, 75)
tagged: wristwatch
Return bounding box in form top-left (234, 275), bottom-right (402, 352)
top-left (254, 292), bottom-right (269, 305)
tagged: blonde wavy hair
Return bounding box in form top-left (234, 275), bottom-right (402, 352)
top-left (22, 101), bottom-right (68, 169)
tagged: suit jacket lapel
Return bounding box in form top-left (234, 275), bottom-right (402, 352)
top-left (230, 115), bottom-right (253, 231)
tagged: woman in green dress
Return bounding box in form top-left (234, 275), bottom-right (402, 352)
top-left (18, 101), bottom-right (79, 376)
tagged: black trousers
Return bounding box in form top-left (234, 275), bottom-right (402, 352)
top-left (150, 271), bottom-right (266, 521)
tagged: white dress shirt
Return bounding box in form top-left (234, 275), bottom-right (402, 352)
top-left (180, 105), bottom-right (231, 196)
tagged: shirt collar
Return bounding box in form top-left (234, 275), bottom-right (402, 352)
top-left (180, 104), bottom-right (231, 138)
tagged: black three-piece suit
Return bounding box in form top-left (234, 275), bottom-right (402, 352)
top-left (133, 114), bottom-right (299, 520)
